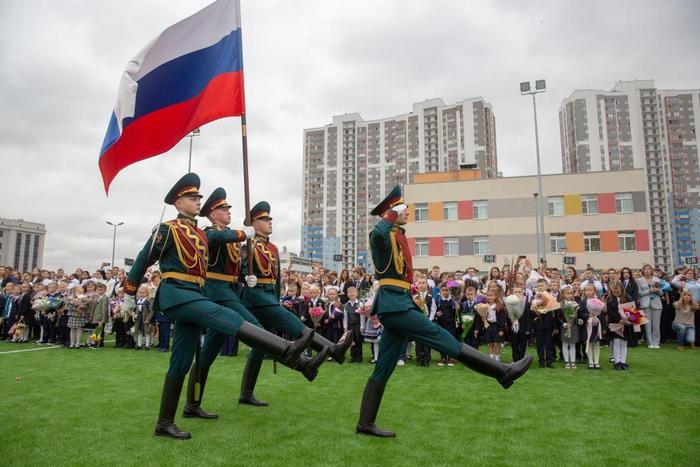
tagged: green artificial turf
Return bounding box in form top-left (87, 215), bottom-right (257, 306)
top-left (0, 340), bottom-right (698, 466)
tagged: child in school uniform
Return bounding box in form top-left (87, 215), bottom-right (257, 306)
top-left (484, 290), bottom-right (507, 362)
top-left (530, 279), bottom-right (559, 368)
top-left (133, 285), bottom-right (154, 350)
top-left (606, 280), bottom-right (633, 370)
top-left (435, 284), bottom-right (459, 366)
top-left (413, 278), bottom-right (436, 365)
top-left (324, 288), bottom-right (345, 344)
top-left (558, 285), bottom-right (579, 369)
top-left (343, 286), bottom-right (366, 363)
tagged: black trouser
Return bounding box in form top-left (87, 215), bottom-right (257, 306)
top-left (113, 320), bottom-right (126, 346)
top-left (437, 323), bottom-right (457, 359)
top-left (348, 326), bottom-right (363, 362)
top-left (40, 314), bottom-right (52, 342)
top-left (55, 315), bottom-right (66, 344)
top-left (510, 331), bottom-right (528, 362)
top-left (415, 342), bottom-right (431, 364)
top-left (535, 328), bottom-right (555, 364)
top-left (158, 320), bottom-right (171, 350)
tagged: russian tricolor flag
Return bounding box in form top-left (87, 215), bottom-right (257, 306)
top-left (99, 0), bottom-right (245, 193)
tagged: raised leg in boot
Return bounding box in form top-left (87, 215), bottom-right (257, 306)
top-left (310, 330), bottom-right (352, 364)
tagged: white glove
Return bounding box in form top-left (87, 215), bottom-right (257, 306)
top-left (245, 275), bottom-right (258, 288)
top-left (512, 321), bottom-right (519, 334)
top-left (242, 226), bottom-right (255, 240)
top-left (122, 294), bottom-right (136, 314)
top-left (391, 204), bottom-right (408, 214)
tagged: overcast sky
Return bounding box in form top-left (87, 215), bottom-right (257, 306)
top-left (1, 0), bottom-right (698, 271)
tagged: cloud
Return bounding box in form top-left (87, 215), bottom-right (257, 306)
top-left (1, 0), bottom-right (698, 271)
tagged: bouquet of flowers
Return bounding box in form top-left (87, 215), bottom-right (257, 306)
top-left (31, 296), bottom-right (64, 312)
top-left (585, 298), bottom-right (605, 316)
top-left (532, 292), bottom-right (560, 314)
top-left (505, 294), bottom-right (526, 333)
top-left (561, 300), bottom-right (580, 339)
top-left (309, 305), bottom-right (325, 328)
top-left (447, 280), bottom-right (465, 301)
top-left (621, 302), bottom-right (648, 326)
top-left (89, 323), bottom-right (104, 345)
top-left (70, 294), bottom-right (92, 318)
top-left (474, 303), bottom-right (490, 329)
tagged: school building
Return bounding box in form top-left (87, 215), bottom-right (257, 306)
top-left (403, 168), bottom-right (653, 272)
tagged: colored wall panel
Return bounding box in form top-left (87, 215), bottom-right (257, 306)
top-left (598, 193), bottom-right (616, 214)
top-left (566, 232), bottom-right (584, 252)
top-left (564, 194), bottom-right (582, 215)
top-left (458, 236), bottom-right (474, 255)
top-left (407, 237), bottom-right (416, 255)
top-left (428, 237), bottom-right (443, 256)
top-left (489, 198), bottom-right (537, 218)
top-left (458, 200), bottom-right (473, 220)
top-left (632, 191), bottom-right (647, 212)
top-left (635, 230), bottom-right (650, 251)
top-left (428, 202), bottom-right (442, 221)
top-left (600, 230), bottom-right (619, 252)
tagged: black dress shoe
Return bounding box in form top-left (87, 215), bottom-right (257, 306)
top-left (356, 423), bottom-right (396, 438)
top-left (182, 403), bottom-right (218, 419)
top-left (155, 421), bottom-right (191, 439)
top-left (239, 394), bottom-right (269, 407)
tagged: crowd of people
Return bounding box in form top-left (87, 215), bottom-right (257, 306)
top-left (1, 259), bottom-right (697, 371)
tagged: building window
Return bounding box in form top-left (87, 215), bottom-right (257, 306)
top-left (414, 203), bottom-right (428, 222)
top-left (473, 200), bottom-right (488, 219)
top-left (474, 236), bottom-right (490, 255)
top-left (581, 195), bottom-right (598, 214)
top-left (548, 197), bottom-right (564, 216)
top-left (618, 232), bottom-right (636, 251)
top-left (550, 234), bottom-right (566, 253)
top-left (443, 202), bottom-right (457, 221)
top-left (584, 232), bottom-right (601, 252)
top-left (415, 239), bottom-right (429, 257)
top-left (444, 237), bottom-right (459, 256)
top-left (616, 193), bottom-right (633, 213)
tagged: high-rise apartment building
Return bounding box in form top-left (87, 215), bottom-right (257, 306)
top-left (559, 80), bottom-right (700, 270)
top-left (0, 218), bottom-right (46, 273)
top-left (302, 97), bottom-right (497, 271)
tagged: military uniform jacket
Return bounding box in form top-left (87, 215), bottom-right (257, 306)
top-left (370, 210), bottom-right (414, 315)
top-left (125, 215), bottom-right (208, 311)
top-left (240, 235), bottom-right (281, 308)
top-left (203, 225), bottom-right (247, 302)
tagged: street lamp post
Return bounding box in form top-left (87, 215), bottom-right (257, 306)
top-left (534, 193), bottom-right (541, 263)
top-left (186, 128), bottom-right (201, 172)
top-left (521, 80), bottom-right (547, 262)
top-left (106, 221), bottom-right (124, 267)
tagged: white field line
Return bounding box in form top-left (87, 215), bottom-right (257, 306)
top-left (0, 338), bottom-right (117, 355)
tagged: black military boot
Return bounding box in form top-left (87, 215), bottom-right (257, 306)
top-left (295, 346), bottom-right (330, 382)
top-left (154, 376), bottom-right (191, 440)
top-left (310, 331), bottom-right (352, 364)
top-left (355, 378), bottom-right (395, 438)
top-left (182, 367), bottom-right (218, 419)
top-left (454, 344), bottom-right (533, 389)
top-left (236, 322), bottom-right (313, 367)
top-left (238, 356), bottom-right (269, 406)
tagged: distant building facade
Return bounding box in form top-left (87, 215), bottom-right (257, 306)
top-left (404, 169), bottom-right (652, 272)
top-left (302, 97), bottom-right (497, 271)
top-left (0, 218), bottom-right (47, 273)
top-left (559, 79), bottom-right (700, 269)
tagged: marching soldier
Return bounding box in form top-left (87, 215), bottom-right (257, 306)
top-left (121, 173), bottom-right (314, 440)
top-left (355, 185), bottom-right (534, 438)
top-left (183, 188), bottom-right (326, 418)
top-left (238, 201), bottom-right (352, 405)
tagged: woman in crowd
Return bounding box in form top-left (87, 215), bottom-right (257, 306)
top-left (673, 289), bottom-right (697, 350)
top-left (637, 264), bottom-right (663, 349)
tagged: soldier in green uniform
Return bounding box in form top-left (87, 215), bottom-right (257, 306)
top-left (238, 201), bottom-right (352, 404)
top-left (183, 188), bottom-right (327, 418)
top-left (122, 173), bottom-right (315, 440)
top-left (355, 185), bottom-right (534, 438)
